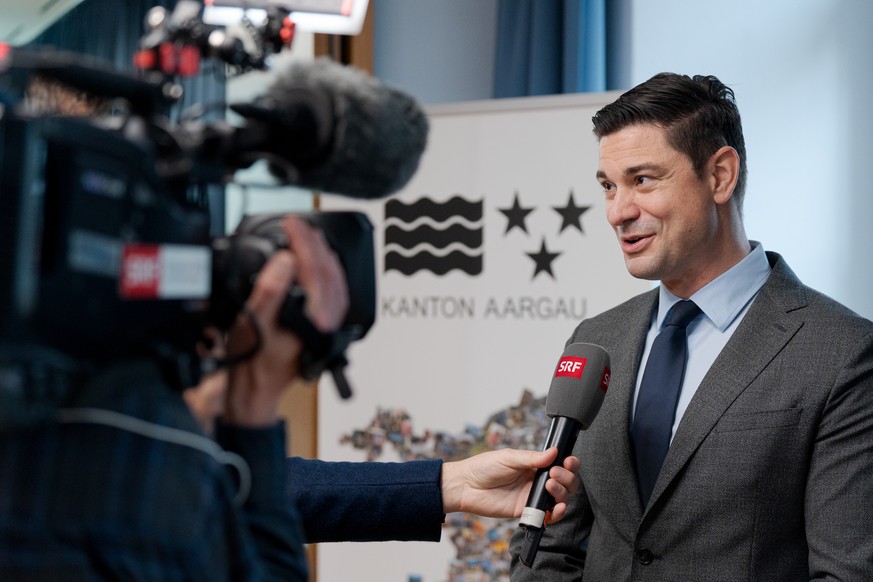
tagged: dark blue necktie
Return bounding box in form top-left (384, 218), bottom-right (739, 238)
top-left (632, 299), bottom-right (702, 508)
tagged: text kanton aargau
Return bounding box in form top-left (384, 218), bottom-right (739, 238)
top-left (381, 296), bottom-right (587, 320)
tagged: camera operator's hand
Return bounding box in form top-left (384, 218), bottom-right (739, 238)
top-left (224, 216), bottom-right (348, 427)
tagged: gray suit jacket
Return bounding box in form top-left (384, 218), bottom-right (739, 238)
top-left (510, 252), bottom-right (873, 581)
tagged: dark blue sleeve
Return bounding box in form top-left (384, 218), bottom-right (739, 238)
top-left (286, 457), bottom-right (445, 543)
top-left (217, 422), bottom-right (310, 581)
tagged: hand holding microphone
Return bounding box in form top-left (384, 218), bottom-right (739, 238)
top-left (518, 342), bottom-right (611, 568)
top-left (440, 447), bottom-right (580, 520)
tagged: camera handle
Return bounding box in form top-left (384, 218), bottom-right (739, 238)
top-left (279, 287), bottom-right (355, 400)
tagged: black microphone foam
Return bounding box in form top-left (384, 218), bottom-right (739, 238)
top-left (259, 57), bottom-right (429, 199)
top-left (518, 342), bottom-right (611, 568)
top-left (544, 342), bottom-right (611, 428)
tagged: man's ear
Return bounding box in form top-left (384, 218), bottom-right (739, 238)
top-left (709, 145), bottom-right (740, 205)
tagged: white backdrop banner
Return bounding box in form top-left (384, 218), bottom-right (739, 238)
top-left (316, 92), bottom-right (650, 582)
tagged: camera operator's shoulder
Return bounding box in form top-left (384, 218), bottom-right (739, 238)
top-left (72, 359), bottom-right (204, 434)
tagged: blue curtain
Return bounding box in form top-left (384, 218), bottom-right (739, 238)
top-left (30, 0), bottom-right (170, 68)
top-left (493, 0), bottom-right (606, 98)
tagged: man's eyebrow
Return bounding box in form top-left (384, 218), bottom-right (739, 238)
top-left (596, 163), bottom-right (666, 182)
top-left (625, 163), bottom-right (666, 176)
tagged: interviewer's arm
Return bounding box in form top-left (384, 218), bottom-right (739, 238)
top-left (287, 457), bottom-right (446, 543)
top-left (287, 449), bottom-right (580, 544)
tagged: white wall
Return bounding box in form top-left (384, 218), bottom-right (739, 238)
top-left (374, 0), bottom-right (873, 319)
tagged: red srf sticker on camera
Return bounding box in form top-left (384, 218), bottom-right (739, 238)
top-left (119, 244), bottom-right (210, 299)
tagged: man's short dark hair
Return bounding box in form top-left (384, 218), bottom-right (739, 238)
top-left (592, 73), bottom-right (748, 209)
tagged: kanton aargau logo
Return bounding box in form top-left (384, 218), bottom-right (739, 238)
top-left (380, 190), bottom-right (593, 321)
top-left (384, 190), bottom-right (591, 281)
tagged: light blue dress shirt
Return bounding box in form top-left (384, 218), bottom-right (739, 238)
top-left (631, 241), bottom-right (772, 442)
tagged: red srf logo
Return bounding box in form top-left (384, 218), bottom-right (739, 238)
top-left (600, 367), bottom-right (612, 392)
top-left (555, 356), bottom-right (587, 379)
top-left (120, 245), bottom-right (161, 298)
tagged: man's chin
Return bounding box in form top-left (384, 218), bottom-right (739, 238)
top-left (623, 257), bottom-right (660, 282)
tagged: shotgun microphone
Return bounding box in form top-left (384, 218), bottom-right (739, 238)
top-left (229, 57), bottom-right (429, 199)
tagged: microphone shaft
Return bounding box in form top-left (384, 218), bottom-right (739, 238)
top-left (520, 415), bottom-right (582, 528)
top-left (518, 415), bottom-right (581, 568)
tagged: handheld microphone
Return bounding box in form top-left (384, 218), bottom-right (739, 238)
top-left (518, 342), bottom-right (611, 568)
top-left (230, 57), bottom-right (429, 199)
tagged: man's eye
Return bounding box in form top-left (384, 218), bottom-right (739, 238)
top-left (635, 176), bottom-right (651, 185)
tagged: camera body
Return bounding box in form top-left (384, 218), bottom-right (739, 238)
top-left (0, 112), bottom-right (212, 363)
top-left (0, 47), bottom-right (376, 402)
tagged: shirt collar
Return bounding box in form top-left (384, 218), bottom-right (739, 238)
top-left (657, 241), bottom-right (771, 332)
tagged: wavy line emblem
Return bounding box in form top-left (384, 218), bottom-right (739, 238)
top-left (384, 196), bottom-right (484, 276)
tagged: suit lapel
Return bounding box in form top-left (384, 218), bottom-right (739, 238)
top-left (646, 253), bottom-right (808, 511)
top-left (586, 291), bottom-right (656, 518)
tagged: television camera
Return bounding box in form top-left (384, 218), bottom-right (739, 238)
top-left (0, 0), bottom-right (426, 427)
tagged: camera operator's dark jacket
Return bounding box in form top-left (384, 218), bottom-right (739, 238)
top-left (0, 360), bottom-right (308, 581)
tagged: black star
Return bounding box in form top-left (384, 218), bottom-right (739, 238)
top-left (553, 190), bottom-right (591, 234)
top-left (498, 191), bottom-right (535, 235)
top-left (526, 237), bottom-right (561, 280)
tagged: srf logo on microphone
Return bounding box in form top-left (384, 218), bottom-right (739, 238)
top-left (555, 356), bottom-right (587, 379)
top-left (600, 368), bottom-right (611, 393)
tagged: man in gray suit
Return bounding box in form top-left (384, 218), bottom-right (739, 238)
top-left (509, 72), bottom-right (873, 580)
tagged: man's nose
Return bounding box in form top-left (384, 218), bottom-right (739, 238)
top-left (606, 188), bottom-right (639, 227)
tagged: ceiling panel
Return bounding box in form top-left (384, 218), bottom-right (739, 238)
top-left (0, 0), bottom-right (85, 45)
